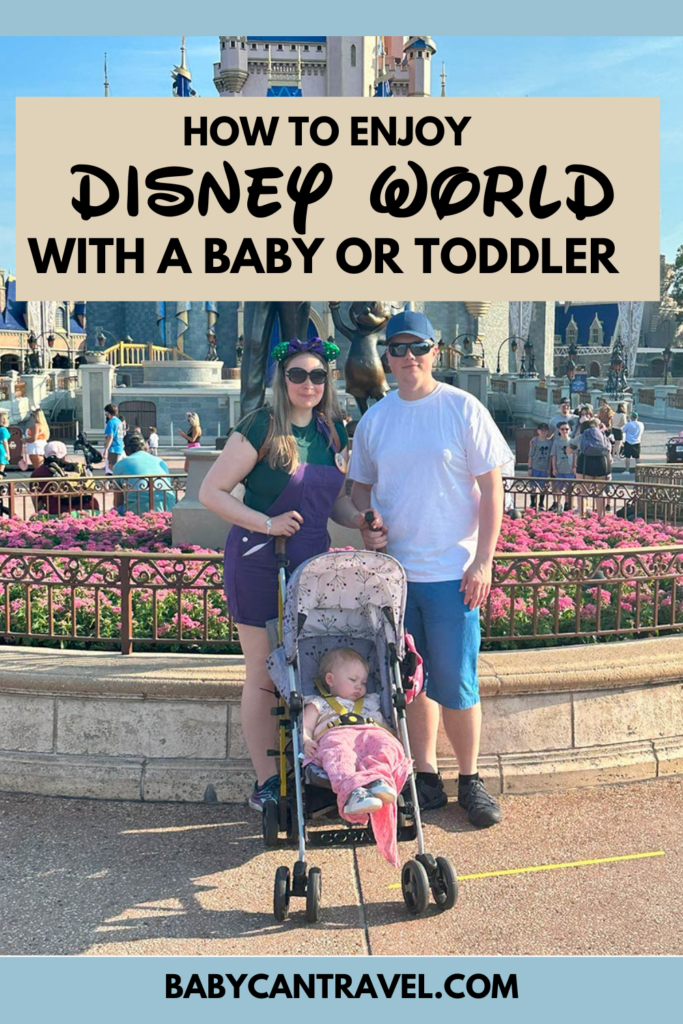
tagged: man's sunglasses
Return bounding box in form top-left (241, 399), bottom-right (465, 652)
top-left (285, 367), bottom-right (328, 385)
top-left (386, 340), bottom-right (434, 358)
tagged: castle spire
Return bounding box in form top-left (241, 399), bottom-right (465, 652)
top-left (172, 36), bottom-right (197, 97)
top-left (104, 53), bottom-right (109, 97)
top-left (440, 62), bottom-right (447, 97)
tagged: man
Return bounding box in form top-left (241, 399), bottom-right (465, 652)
top-left (549, 398), bottom-right (577, 438)
top-left (102, 403), bottom-right (125, 475)
top-left (113, 431), bottom-right (176, 514)
top-left (622, 412), bottom-right (644, 473)
top-left (350, 310), bottom-right (513, 828)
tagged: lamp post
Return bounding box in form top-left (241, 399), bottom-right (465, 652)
top-left (25, 330), bottom-right (56, 371)
top-left (518, 338), bottom-right (537, 378)
top-left (453, 332), bottom-right (485, 368)
top-left (495, 336), bottom-right (520, 375)
top-left (605, 338), bottom-right (628, 400)
top-left (662, 343), bottom-right (673, 386)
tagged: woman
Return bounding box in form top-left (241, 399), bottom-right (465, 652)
top-left (611, 402), bottom-right (627, 460)
top-left (30, 441), bottom-right (99, 516)
top-left (199, 337), bottom-right (380, 811)
top-left (0, 411), bottom-right (10, 479)
top-left (179, 412), bottom-right (202, 473)
top-left (25, 407), bottom-right (50, 470)
top-left (577, 418), bottom-right (612, 516)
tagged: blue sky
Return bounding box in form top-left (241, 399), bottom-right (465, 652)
top-left (1, 35), bottom-right (681, 271)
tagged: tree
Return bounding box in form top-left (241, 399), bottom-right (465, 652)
top-left (671, 244), bottom-right (683, 307)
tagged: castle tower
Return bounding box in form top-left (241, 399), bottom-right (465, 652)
top-left (404, 36), bottom-right (436, 97)
top-left (214, 36), bottom-right (249, 95)
top-left (326, 36), bottom-right (375, 96)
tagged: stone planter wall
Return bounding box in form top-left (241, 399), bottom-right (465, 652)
top-left (0, 637), bottom-right (681, 802)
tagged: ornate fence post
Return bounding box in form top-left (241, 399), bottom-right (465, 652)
top-left (120, 554), bottom-right (133, 655)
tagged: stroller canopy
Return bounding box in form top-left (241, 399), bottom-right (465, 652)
top-left (281, 550), bottom-right (407, 663)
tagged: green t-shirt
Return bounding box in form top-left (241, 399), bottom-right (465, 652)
top-left (233, 408), bottom-right (348, 514)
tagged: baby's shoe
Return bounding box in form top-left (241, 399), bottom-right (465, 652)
top-left (367, 779), bottom-right (397, 804)
top-left (343, 787), bottom-right (383, 815)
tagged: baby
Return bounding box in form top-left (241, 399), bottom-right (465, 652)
top-left (303, 648), bottom-right (412, 865)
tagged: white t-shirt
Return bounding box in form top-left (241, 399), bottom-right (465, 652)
top-left (148, 432), bottom-right (159, 450)
top-left (349, 383), bottom-right (514, 582)
top-left (623, 420), bottom-right (644, 445)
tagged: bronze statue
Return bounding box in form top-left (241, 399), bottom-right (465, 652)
top-left (241, 302), bottom-right (311, 414)
top-left (329, 301), bottom-right (391, 415)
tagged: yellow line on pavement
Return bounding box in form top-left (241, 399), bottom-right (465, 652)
top-left (388, 850), bottom-right (665, 887)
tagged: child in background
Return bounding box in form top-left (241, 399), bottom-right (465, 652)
top-left (148, 426), bottom-right (159, 457)
top-left (528, 423), bottom-right (551, 510)
top-left (0, 410), bottom-right (10, 478)
top-left (550, 421), bottom-right (577, 513)
top-left (303, 647), bottom-right (411, 866)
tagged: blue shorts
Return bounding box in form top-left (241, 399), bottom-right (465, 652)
top-left (404, 580), bottom-right (481, 711)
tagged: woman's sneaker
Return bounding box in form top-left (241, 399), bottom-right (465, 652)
top-left (458, 777), bottom-right (502, 828)
top-left (367, 779), bottom-right (397, 804)
top-left (343, 788), bottom-right (383, 815)
top-left (248, 774), bottom-right (280, 812)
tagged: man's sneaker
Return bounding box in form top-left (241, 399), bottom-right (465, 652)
top-left (367, 779), bottom-right (397, 804)
top-left (248, 774), bottom-right (280, 813)
top-left (343, 787), bottom-right (383, 815)
top-left (458, 777), bottom-right (502, 828)
top-left (415, 773), bottom-right (448, 811)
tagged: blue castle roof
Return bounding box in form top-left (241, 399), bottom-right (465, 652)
top-left (0, 278), bottom-right (26, 332)
top-left (555, 303), bottom-right (620, 346)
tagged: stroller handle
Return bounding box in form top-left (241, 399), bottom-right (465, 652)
top-left (275, 536), bottom-right (288, 571)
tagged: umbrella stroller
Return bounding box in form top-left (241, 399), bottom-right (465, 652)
top-left (265, 544), bottom-right (458, 922)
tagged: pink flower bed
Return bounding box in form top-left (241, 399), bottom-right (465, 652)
top-left (0, 509), bottom-right (682, 651)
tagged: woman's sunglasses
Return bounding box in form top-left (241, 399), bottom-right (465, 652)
top-left (285, 367), bottom-right (328, 385)
top-left (386, 340), bottom-right (434, 358)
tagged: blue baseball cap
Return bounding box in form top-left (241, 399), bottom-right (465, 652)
top-left (385, 310), bottom-right (435, 344)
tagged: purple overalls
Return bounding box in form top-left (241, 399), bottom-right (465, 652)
top-left (223, 418), bottom-right (345, 628)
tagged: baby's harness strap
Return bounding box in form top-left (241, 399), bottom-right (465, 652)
top-left (313, 678), bottom-right (389, 731)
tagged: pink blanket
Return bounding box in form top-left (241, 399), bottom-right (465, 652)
top-left (314, 725), bottom-right (411, 867)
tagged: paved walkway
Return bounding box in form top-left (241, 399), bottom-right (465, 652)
top-left (1, 778), bottom-right (681, 956)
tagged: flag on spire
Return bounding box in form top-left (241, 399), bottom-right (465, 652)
top-left (172, 37), bottom-right (197, 97)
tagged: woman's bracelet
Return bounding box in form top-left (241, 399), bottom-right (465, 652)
top-left (265, 518), bottom-right (273, 536)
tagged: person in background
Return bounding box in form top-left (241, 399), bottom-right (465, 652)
top-left (25, 407), bottom-right (50, 470)
top-left (30, 440), bottom-right (98, 516)
top-left (0, 411), bottom-right (10, 479)
top-left (179, 412), bottom-right (202, 472)
top-left (610, 403), bottom-right (628, 460)
top-left (113, 431), bottom-right (176, 514)
top-left (102, 403), bottom-right (125, 475)
top-left (528, 423), bottom-right (551, 511)
top-left (548, 398), bottom-right (577, 438)
top-left (549, 421), bottom-right (577, 513)
top-left (577, 418), bottom-right (612, 516)
top-left (622, 412), bottom-right (645, 474)
top-left (148, 426), bottom-right (160, 458)
top-left (597, 398), bottom-right (614, 432)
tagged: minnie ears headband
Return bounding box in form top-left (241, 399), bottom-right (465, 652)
top-left (272, 337), bottom-right (340, 364)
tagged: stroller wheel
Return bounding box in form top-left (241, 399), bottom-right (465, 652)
top-left (273, 866), bottom-right (290, 922)
top-left (262, 800), bottom-right (279, 847)
top-left (401, 859), bottom-right (430, 916)
top-left (430, 856), bottom-right (458, 912)
top-left (305, 867), bottom-right (322, 923)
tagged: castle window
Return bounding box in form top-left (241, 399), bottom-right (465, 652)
top-left (425, 52), bottom-right (430, 59)
top-left (230, 41), bottom-right (235, 48)
top-left (221, 41), bottom-right (225, 49)
top-left (303, 45), bottom-right (309, 52)
top-left (277, 44), bottom-right (283, 51)
top-left (264, 44), bottom-right (269, 50)
top-left (410, 52), bottom-right (415, 59)
top-left (350, 44), bottom-right (357, 67)
top-left (55, 306), bottom-right (66, 330)
top-left (251, 43), bottom-right (256, 49)
top-left (317, 45), bottom-right (322, 51)
top-left (291, 45), bottom-right (296, 51)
